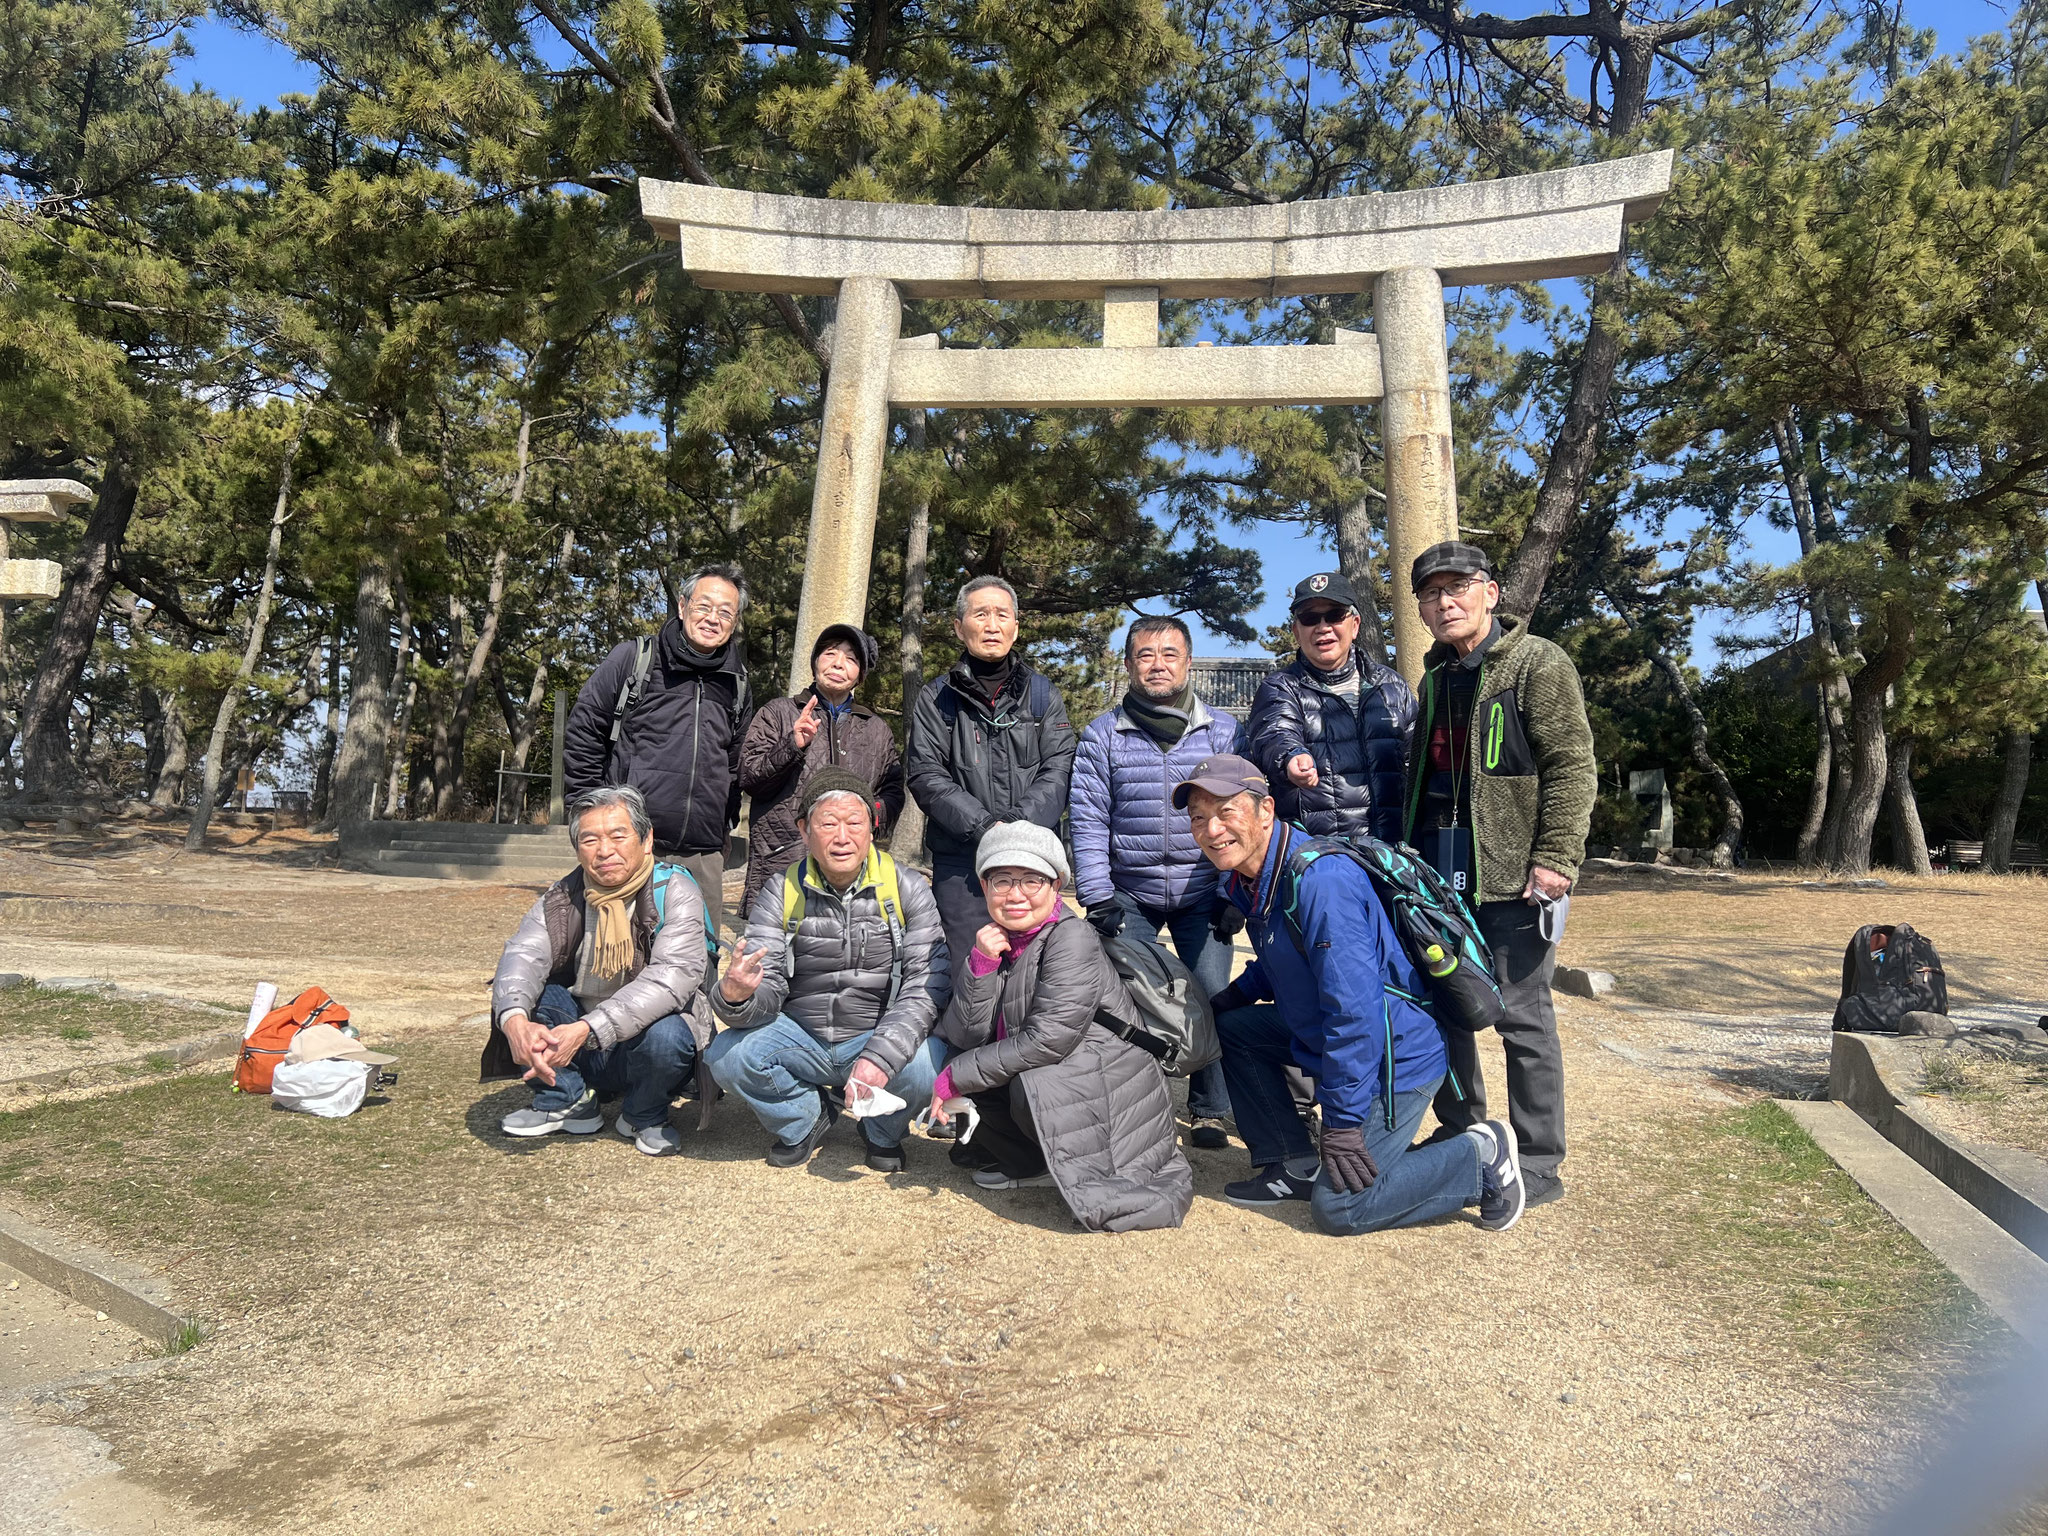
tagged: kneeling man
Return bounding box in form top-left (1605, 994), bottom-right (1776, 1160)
top-left (708, 770), bottom-right (951, 1172)
top-left (1177, 755), bottom-right (1523, 1234)
top-left (491, 785), bottom-right (709, 1154)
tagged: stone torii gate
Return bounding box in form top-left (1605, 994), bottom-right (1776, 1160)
top-left (639, 151), bottom-right (1671, 686)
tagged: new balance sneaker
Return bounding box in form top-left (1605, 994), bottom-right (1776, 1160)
top-left (501, 1091), bottom-right (602, 1138)
top-left (1222, 1165), bottom-right (1317, 1207)
top-left (615, 1114), bottom-right (681, 1156)
top-left (1464, 1119), bottom-right (1524, 1231)
top-left (765, 1093), bottom-right (839, 1168)
top-left (1189, 1117), bottom-right (1232, 1151)
top-left (972, 1167), bottom-right (1054, 1190)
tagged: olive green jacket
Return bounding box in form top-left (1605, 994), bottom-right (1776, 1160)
top-left (1401, 615), bottom-right (1597, 906)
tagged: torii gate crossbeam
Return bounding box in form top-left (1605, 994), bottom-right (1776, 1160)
top-left (639, 151), bottom-right (1672, 686)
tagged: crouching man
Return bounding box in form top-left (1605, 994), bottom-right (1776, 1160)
top-left (1176, 754), bottom-right (1524, 1234)
top-left (707, 770), bottom-right (952, 1172)
top-left (489, 785), bottom-right (709, 1154)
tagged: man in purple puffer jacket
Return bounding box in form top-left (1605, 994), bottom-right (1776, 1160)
top-left (1069, 616), bottom-right (1243, 1147)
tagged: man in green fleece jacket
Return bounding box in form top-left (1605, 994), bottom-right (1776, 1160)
top-left (1402, 542), bottom-right (1596, 1208)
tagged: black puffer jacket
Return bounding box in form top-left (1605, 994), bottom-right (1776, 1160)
top-left (562, 619), bottom-right (753, 856)
top-left (1245, 646), bottom-right (1417, 843)
top-left (906, 657), bottom-right (1077, 861)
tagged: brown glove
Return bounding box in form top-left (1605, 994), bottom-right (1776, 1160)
top-left (1319, 1125), bottom-right (1379, 1194)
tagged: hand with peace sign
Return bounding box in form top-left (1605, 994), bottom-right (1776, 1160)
top-left (791, 694), bottom-right (822, 749)
top-left (719, 938), bottom-right (768, 1004)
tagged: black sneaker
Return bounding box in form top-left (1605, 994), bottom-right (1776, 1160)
top-left (923, 1115), bottom-right (959, 1141)
top-left (949, 1139), bottom-right (996, 1170)
top-left (1523, 1170), bottom-right (1566, 1208)
top-left (861, 1128), bottom-right (906, 1174)
top-left (1189, 1117), bottom-right (1231, 1150)
top-left (1223, 1166), bottom-right (1317, 1207)
top-left (766, 1094), bottom-right (839, 1168)
top-left (1465, 1119), bottom-right (1524, 1231)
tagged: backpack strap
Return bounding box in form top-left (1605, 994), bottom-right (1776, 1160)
top-left (1027, 669), bottom-right (1052, 718)
top-left (652, 860), bottom-right (719, 960)
top-left (609, 635), bottom-right (656, 745)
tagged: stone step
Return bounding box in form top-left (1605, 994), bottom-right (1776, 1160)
top-left (364, 853), bottom-right (561, 882)
top-left (384, 837), bottom-right (570, 856)
top-left (365, 819), bottom-right (565, 842)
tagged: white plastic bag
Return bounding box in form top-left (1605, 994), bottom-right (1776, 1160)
top-left (270, 1059), bottom-right (373, 1118)
top-left (914, 1096), bottom-right (980, 1144)
top-left (843, 1079), bottom-right (908, 1120)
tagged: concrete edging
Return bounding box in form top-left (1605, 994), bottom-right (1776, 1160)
top-left (0, 1205), bottom-right (191, 1348)
top-left (1775, 1099), bottom-right (2048, 1347)
top-left (2, 1030), bottom-right (241, 1097)
top-left (1830, 1031), bottom-right (2048, 1262)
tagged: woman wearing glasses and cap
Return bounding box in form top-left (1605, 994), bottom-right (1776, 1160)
top-left (928, 822), bottom-right (1192, 1232)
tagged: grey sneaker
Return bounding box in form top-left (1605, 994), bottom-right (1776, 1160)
top-left (972, 1167), bottom-right (1054, 1190)
top-left (501, 1091), bottom-right (602, 1138)
top-left (1464, 1119), bottom-right (1524, 1231)
top-left (616, 1114), bottom-right (681, 1156)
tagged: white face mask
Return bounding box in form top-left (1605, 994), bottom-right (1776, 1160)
top-left (270, 1059), bottom-right (374, 1118)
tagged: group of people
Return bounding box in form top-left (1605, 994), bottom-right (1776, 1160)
top-left (486, 540), bottom-right (1597, 1236)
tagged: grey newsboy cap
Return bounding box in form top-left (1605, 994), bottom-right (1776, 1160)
top-left (1410, 540), bottom-right (1495, 593)
top-left (974, 821), bottom-right (1070, 885)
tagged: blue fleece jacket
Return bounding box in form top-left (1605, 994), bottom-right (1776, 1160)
top-left (1221, 820), bottom-right (1447, 1128)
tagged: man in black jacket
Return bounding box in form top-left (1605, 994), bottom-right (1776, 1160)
top-left (906, 575), bottom-right (1078, 968)
top-left (1245, 572), bottom-right (1416, 844)
top-left (563, 563), bottom-right (754, 941)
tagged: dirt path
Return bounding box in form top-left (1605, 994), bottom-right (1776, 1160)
top-left (0, 833), bottom-right (2039, 1534)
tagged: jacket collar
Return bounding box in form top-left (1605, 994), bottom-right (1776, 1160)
top-left (799, 844), bottom-right (887, 901)
top-left (659, 615), bottom-right (747, 679)
top-left (1287, 644), bottom-right (1383, 689)
top-left (1224, 819), bottom-right (1297, 924)
top-left (1422, 612), bottom-right (1521, 674)
top-left (801, 684), bottom-right (874, 721)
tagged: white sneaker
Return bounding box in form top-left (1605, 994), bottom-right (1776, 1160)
top-left (615, 1113), bottom-right (681, 1156)
top-left (972, 1167), bottom-right (1054, 1190)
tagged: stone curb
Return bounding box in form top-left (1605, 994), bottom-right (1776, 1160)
top-left (1, 1030), bottom-right (242, 1097)
top-left (1830, 1032), bottom-right (2048, 1262)
top-left (0, 1205), bottom-right (191, 1348)
top-left (1774, 1099), bottom-right (2048, 1348)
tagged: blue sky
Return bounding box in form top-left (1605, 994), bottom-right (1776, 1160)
top-left (172, 1), bottom-right (2025, 666)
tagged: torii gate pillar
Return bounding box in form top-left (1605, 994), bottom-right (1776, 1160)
top-left (641, 153), bottom-right (1671, 687)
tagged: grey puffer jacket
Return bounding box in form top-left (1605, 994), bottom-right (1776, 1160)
top-left (938, 912), bottom-right (1192, 1233)
top-left (490, 862), bottom-right (712, 1052)
top-left (712, 853), bottom-right (951, 1078)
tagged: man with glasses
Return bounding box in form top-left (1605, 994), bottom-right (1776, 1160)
top-left (564, 563), bottom-right (754, 940)
top-left (1245, 573), bottom-right (1416, 844)
top-left (1402, 541), bottom-right (1595, 1210)
top-left (906, 575), bottom-right (1078, 973)
top-left (1070, 615), bottom-right (1243, 1149)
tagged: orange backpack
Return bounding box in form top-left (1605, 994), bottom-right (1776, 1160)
top-left (234, 987), bottom-right (351, 1094)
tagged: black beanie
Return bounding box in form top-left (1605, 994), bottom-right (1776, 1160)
top-left (799, 768), bottom-right (878, 824)
top-left (811, 623), bottom-right (879, 680)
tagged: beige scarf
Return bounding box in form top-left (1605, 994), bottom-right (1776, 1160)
top-left (585, 856), bottom-right (655, 985)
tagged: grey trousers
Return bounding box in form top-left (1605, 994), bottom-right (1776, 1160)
top-left (667, 849), bottom-right (728, 949)
top-left (1432, 898), bottom-right (1565, 1183)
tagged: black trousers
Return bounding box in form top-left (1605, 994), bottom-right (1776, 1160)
top-left (967, 1082), bottom-right (1047, 1178)
top-left (1432, 898), bottom-right (1566, 1183)
top-left (931, 855), bottom-right (990, 983)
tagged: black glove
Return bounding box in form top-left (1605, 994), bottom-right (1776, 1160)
top-left (1208, 981), bottom-right (1252, 1017)
top-left (1087, 904), bottom-right (1125, 938)
top-left (1319, 1125), bottom-right (1379, 1194)
top-left (1209, 903), bottom-right (1245, 944)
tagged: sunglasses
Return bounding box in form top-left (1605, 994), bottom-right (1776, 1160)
top-left (1294, 606), bottom-right (1351, 628)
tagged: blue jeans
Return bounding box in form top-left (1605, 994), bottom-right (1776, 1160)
top-left (529, 984), bottom-right (697, 1130)
top-left (705, 1016), bottom-right (947, 1149)
top-left (1113, 891), bottom-right (1233, 1121)
top-left (1216, 1003), bottom-right (1481, 1235)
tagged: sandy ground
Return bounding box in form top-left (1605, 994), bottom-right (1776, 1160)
top-left (0, 826), bottom-right (2043, 1534)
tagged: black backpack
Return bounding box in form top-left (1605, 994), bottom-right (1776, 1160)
top-left (1278, 834), bottom-right (1506, 1033)
top-left (608, 634), bottom-right (752, 749)
top-left (1832, 923), bottom-right (1948, 1033)
top-left (1090, 930), bottom-right (1221, 1077)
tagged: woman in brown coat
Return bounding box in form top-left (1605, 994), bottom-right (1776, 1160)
top-left (739, 624), bottom-right (905, 909)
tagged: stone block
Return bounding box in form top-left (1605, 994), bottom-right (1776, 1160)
top-left (1556, 967), bottom-right (1617, 999)
top-left (1899, 1010), bottom-right (1957, 1038)
top-left (0, 478), bottom-right (92, 523)
top-left (0, 558), bottom-right (63, 600)
top-left (888, 340), bottom-right (1385, 410)
top-left (0, 974), bottom-right (26, 990)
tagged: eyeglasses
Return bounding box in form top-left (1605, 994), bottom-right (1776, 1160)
top-left (1418, 575), bottom-right (1487, 608)
top-left (685, 601), bottom-right (738, 623)
top-left (1294, 606), bottom-right (1351, 628)
top-left (984, 871), bottom-right (1052, 896)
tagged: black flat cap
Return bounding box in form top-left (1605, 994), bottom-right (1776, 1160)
top-left (1410, 541), bottom-right (1495, 593)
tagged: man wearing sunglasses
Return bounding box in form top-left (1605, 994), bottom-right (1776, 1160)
top-left (1244, 572), bottom-right (1417, 845)
top-left (1402, 541), bottom-right (1595, 1211)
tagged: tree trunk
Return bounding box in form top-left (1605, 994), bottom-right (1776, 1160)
top-left (435, 543), bottom-right (512, 819)
top-left (186, 417), bottom-right (306, 849)
top-left (382, 580), bottom-right (416, 819)
top-left (311, 622), bottom-right (341, 820)
top-left (148, 692), bottom-right (190, 810)
top-left (320, 544), bottom-right (398, 831)
top-left (1333, 423), bottom-right (1391, 667)
top-left (1837, 676), bottom-right (1892, 874)
top-left (891, 410), bottom-right (932, 861)
top-left (1885, 733), bottom-right (1933, 875)
top-left (1984, 726), bottom-right (2034, 873)
top-left (1796, 684), bottom-right (1830, 865)
top-left (1646, 647), bottom-right (1744, 866)
top-left (18, 454), bottom-right (140, 799)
